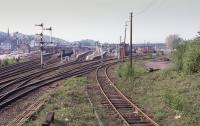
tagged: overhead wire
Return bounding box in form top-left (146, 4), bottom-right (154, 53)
top-left (134, 0), bottom-right (163, 16)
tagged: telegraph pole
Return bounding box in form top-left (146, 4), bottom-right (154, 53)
top-left (130, 12), bottom-right (133, 70)
top-left (35, 23), bottom-right (44, 68)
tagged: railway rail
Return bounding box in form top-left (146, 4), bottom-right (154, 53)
top-left (96, 64), bottom-right (159, 126)
top-left (0, 53), bottom-right (96, 93)
top-left (0, 51), bottom-right (91, 82)
top-left (0, 57), bottom-right (117, 110)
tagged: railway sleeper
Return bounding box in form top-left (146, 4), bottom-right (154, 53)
top-left (104, 90), bottom-right (117, 94)
top-left (124, 116), bottom-right (142, 120)
top-left (129, 123), bottom-right (152, 126)
top-left (111, 101), bottom-right (130, 104)
top-left (115, 105), bottom-right (133, 109)
top-left (122, 112), bottom-right (142, 117)
top-left (108, 97), bottom-right (124, 100)
top-left (106, 94), bottom-right (120, 97)
top-left (110, 98), bottom-right (128, 104)
top-left (107, 96), bottom-right (122, 99)
top-left (128, 120), bottom-right (151, 125)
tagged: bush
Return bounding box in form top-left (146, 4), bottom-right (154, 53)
top-left (183, 39), bottom-right (200, 73)
top-left (174, 43), bottom-right (187, 71)
top-left (174, 36), bottom-right (200, 74)
top-left (0, 58), bottom-right (17, 67)
top-left (3, 59), bottom-right (9, 66)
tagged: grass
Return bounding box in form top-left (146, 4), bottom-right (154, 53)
top-left (115, 61), bottom-right (200, 126)
top-left (117, 61), bottom-right (146, 81)
top-left (0, 58), bottom-right (19, 67)
top-left (23, 77), bottom-right (97, 126)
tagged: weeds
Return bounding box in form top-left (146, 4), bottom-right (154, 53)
top-left (115, 61), bottom-right (200, 125)
top-left (117, 61), bottom-right (146, 81)
top-left (174, 36), bottom-right (200, 74)
top-left (23, 77), bottom-right (97, 126)
top-left (0, 58), bottom-right (17, 67)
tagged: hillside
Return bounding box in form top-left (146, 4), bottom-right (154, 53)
top-left (0, 31), bottom-right (70, 50)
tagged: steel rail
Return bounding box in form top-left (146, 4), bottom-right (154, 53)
top-left (105, 65), bottom-right (159, 126)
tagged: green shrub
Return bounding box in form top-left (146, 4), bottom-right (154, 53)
top-left (0, 58), bottom-right (17, 67)
top-left (174, 43), bottom-right (187, 71)
top-left (174, 36), bottom-right (200, 74)
top-left (3, 59), bottom-right (9, 66)
top-left (182, 40), bottom-right (200, 73)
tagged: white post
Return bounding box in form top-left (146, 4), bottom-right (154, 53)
top-left (50, 30), bottom-right (52, 44)
top-left (101, 44), bottom-right (103, 61)
top-left (73, 47), bottom-right (76, 58)
top-left (41, 49), bottom-right (43, 67)
top-left (17, 39), bottom-right (19, 54)
top-left (61, 50), bottom-right (63, 63)
top-left (117, 44), bottom-right (120, 59)
top-left (41, 25), bottom-right (44, 68)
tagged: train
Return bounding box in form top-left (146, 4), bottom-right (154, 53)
top-left (55, 47), bottom-right (74, 58)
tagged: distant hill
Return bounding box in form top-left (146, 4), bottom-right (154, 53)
top-left (0, 31), bottom-right (70, 50)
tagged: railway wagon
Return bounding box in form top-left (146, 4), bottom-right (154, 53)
top-left (56, 47), bottom-right (74, 58)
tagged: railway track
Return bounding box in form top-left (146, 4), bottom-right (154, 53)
top-left (0, 57), bottom-right (117, 110)
top-left (0, 54), bottom-right (98, 93)
top-left (0, 51), bottom-right (109, 126)
top-left (0, 54), bottom-right (58, 79)
top-left (2, 59), bottom-right (116, 126)
top-left (0, 59), bottom-right (40, 74)
top-left (0, 51), bottom-right (92, 83)
top-left (0, 50), bottom-right (101, 86)
top-left (0, 59), bottom-right (96, 96)
top-left (96, 64), bottom-right (159, 126)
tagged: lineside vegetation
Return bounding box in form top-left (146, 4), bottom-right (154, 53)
top-left (0, 58), bottom-right (18, 67)
top-left (23, 77), bottom-right (97, 126)
top-left (175, 35), bottom-right (200, 73)
top-left (116, 61), bottom-right (200, 125)
top-left (116, 35), bottom-right (200, 125)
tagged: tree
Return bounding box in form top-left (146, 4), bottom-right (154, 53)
top-left (165, 34), bottom-right (183, 50)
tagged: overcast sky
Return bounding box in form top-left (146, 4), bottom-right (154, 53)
top-left (0, 0), bottom-right (200, 43)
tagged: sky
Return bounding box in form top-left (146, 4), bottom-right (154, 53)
top-left (0, 0), bottom-right (200, 43)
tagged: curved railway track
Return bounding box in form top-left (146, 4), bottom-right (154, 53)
top-left (0, 51), bottom-right (92, 82)
top-left (0, 54), bottom-right (100, 92)
top-left (0, 54), bottom-right (59, 78)
top-left (96, 64), bottom-right (159, 126)
top-left (0, 57), bottom-right (117, 110)
top-left (0, 53), bottom-right (93, 92)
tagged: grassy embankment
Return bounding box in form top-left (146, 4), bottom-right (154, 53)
top-left (23, 77), bottom-right (97, 126)
top-left (116, 61), bottom-right (200, 126)
top-left (0, 58), bottom-right (18, 67)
